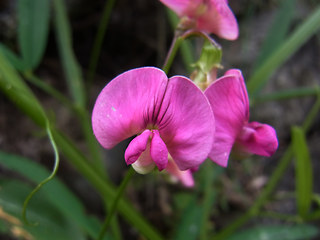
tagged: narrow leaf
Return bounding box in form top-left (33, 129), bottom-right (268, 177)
top-left (0, 50), bottom-right (46, 127)
top-left (247, 5), bottom-right (320, 95)
top-left (0, 179), bottom-right (87, 240)
top-left (52, 0), bottom-right (86, 108)
top-left (227, 224), bottom-right (319, 240)
top-left (18, 0), bottom-right (50, 70)
top-left (87, 0), bottom-right (117, 83)
top-left (292, 126), bottom-right (313, 217)
top-left (254, 0), bottom-right (296, 68)
top-left (173, 199), bottom-right (203, 240)
top-left (0, 44), bottom-right (25, 71)
top-left (0, 151), bottom-right (110, 239)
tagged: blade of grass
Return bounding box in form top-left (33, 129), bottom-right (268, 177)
top-left (0, 50), bottom-right (46, 127)
top-left (52, 0), bottom-right (86, 108)
top-left (247, 5), bottom-right (320, 96)
top-left (0, 151), bottom-right (115, 240)
top-left (199, 163), bottom-right (223, 240)
top-left (0, 179), bottom-right (87, 240)
top-left (53, 0), bottom-right (106, 175)
top-left (87, 0), bottom-right (117, 84)
top-left (254, 0), bottom-right (296, 69)
top-left (291, 126), bottom-right (313, 217)
top-left (226, 224), bottom-right (319, 240)
top-left (24, 72), bottom-right (75, 112)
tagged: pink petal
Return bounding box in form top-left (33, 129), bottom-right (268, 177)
top-left (165, 160), bottom-right (194, 187)
top-left (204, 69), bottom-right (248, 167)
top-left (160, 0), bottom-right (238, 40)
top-left (131, 142), bottom-right (156, 174)
top-left (197, 0), bottom-right (239, 40)
top-left (157, 76), bottom-right (215, 170)
top-left (235, 121), bottom-right (278, 157)
top-left (159, 0), bottom-right (200, 17)
top-left (150, 130), bottom-right (168, 171)
top-left (124, 130), bottom-right (151, 165)
top-left (92, 67), bottom-right (167, 149)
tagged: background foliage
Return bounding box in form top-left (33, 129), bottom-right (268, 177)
top-left (0, 0), bottom-right (320, 239)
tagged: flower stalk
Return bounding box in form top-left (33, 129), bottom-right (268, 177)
top-left (97, 167), bottom-right (135, 240)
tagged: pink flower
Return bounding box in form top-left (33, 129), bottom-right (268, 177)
top-left (160, 0), bottom-right (239, 40)
top-left (92, 67), bottom-right (215, 182)
top-left (165, 157), bottom-right (195, 187)
top-left (204, 69), bottom-right (278, 167)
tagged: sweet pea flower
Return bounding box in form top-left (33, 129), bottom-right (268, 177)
top-left (92, 67), bottom-right (215, 186)
top-left (160, 0), bottom-right (239, 40)
top-left (204, 69), bottom-right (278, 167)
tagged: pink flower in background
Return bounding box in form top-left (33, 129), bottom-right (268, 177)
top-left (204, 69), bottom-right (278, 167)
top-left (92, 67), bottom-right (214, 186)
top-left (165, 159), bottom-right (195, 187)
top-left (160, 0), bottom-right (238, 40)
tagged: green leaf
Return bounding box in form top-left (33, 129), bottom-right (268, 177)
top-left (247, 5), bottom-right (320, 96)
top-left (197, 162), bottom-right (223, 239)
top-left (254, 0), bottom-right (296, 69)
top-left (18, 0), bottom-right (50, 70)
top-left (226, 224), bottom-right (319, 240)
top-left (0, 44), bottom-right (25, 71)
top-left (291, 126), bottom-right (313, 217)
top-left (52, 0), bottom-right (86, 108)
top-left (0, 150), bottom-right (106, 239)
top-left (0, 179), bottom-right (87, 240)
top-left (173, 199), bottom-right (203, 240)
top-left (0, 50), bottom-right (46, 127)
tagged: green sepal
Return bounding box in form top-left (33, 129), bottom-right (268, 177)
top-left (191, 40), bottom-right (222, 86)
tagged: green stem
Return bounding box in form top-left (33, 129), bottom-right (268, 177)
top-left (162, 35), bottom-right (184, 74)
top-left (103, 199), bottom-right (123, 240)
top-left (52, 131), bottom-right (163, 240)
top-left (200, 163), bottom-right (218, 240)
top-left (87, 0), bottom-right (117, 84)
top-left (166, 9), bottom-right (194, 73)
top-left (98, 167), bottom-right (135, 240)
top-left (210, 95), bottom-right (320, 240)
